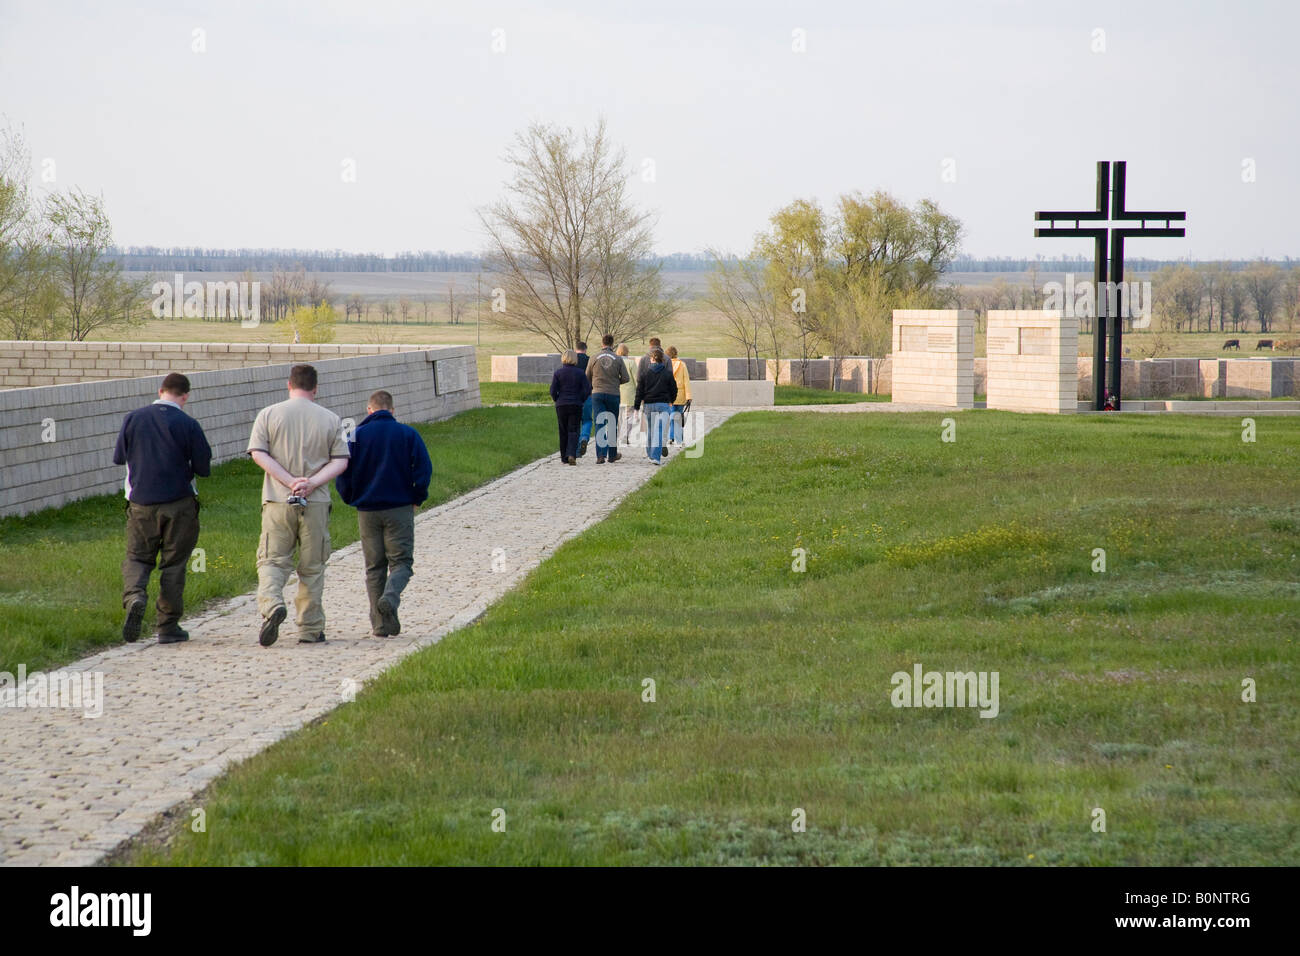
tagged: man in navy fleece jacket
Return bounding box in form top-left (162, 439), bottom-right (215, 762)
top-left (335, 390), bottom-right (432, 637)
top-left (113, 372), bottom-right (212, 644)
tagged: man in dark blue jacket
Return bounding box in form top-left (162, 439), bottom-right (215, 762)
top-left (113, 373), bottom-right (212, 644)
top-left (335, 390), bottom-right (433, 637)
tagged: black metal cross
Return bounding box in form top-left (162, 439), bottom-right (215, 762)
top-left (1034, 161), bottom-right (1186, 410)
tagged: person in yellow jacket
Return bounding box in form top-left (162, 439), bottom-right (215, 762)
top-left (616, 344), bottom-right (638, 445)
top-left (667, 346), bottom-right (692, 446)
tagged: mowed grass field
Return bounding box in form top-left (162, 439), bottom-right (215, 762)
top-left (0, 407), bottom-right (556, 674)
top-left (129, 411), bottom-right (1300, 865)
top-left (477, 382), bottom-right (879, 406)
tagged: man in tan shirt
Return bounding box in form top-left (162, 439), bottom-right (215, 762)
top-left (247, 364), bottom-right (350, 646)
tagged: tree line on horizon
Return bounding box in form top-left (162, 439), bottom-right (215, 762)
top-left (104, 246), bottom-right (1287, 277)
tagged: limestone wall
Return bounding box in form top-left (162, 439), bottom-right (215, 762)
top-left (0, 341), bottom-right (451, 390)
top-left (0, 346), bottom-right (479, 518)
top-left (890, 310), bottom-right (975, 407)
top-left (689, 381), bottom-right (774, 406)
top-left (986, 310), bottom-right (1078, 413)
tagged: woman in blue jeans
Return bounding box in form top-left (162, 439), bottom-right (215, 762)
top-left (549, 349), bottom-right (592, 465)
top-left (632, 347), bottom-right (678, 465)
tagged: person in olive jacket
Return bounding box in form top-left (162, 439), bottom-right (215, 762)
top-left (549, 349), bottom-right (592, 465)
top-left (633, 347), bottom-right (677, 465)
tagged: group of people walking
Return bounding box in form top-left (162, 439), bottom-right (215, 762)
top-left (113, 365), bottom-right (431, 647)
top-left (549, 334), bottom-right (692, 466)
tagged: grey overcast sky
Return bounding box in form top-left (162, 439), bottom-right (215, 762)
top-left (1, 0), bottom-right (1295, 259)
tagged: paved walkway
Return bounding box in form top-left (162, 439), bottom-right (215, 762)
top-left (0, 409), bottom-right (738, 866)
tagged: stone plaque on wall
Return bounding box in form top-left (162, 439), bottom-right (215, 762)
top-left (927, 329), bottom-right (957, 352)
top-left (434, 357), bottom-right (469, 395)
top-left (987, 329), bottom-right (1019, 355)
top-left (1019, 327), bottom-right (1052, 356)
top-left (900, 326), bottom-right (928, 351)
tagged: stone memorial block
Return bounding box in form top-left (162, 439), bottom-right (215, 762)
top-left (985, 310), bottom-right (1077, 413)
top-left (706, 357), bottom-right (766, 381)
top-left (515, 353), bottom-right (563, 383)
top-left (890, 309), bottom-right (975, 407)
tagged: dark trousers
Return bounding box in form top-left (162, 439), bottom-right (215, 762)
top-left (122, 495), bottom-right (200, 632)
top-left (358, 506), bottom-right (415, 633)
top-left (556, 403), bottom-right (582, 460)
top-left (591, 392), bottom-right (620, 460)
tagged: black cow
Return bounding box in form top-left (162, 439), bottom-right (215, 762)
top-left (1223, 339), bottom-right (1240, 350)
top-left (1257, 340), bottom-right (1274, 350)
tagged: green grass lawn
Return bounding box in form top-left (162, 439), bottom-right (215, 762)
top-left (0, 406), bottom-right (555, 674)
top-left (484, 381), bottom-right (890, 406)
top-left (479, 381), bottom-right (551, 404)
top-left (775, 385), bottom-right (889, 405)
top-left (129, 411), bottom-right (1300, 866)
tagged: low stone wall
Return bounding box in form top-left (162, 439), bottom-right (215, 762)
top-left (494, 352), bottom-right (706, 383)
top-left (1076, 356), bottom-right (1297, 399)
top-left (0, 341), bottom-right (448, 389)
top-left (690, 381), bottom-right (774, 406)
top-left (492, 350), bottom-right (1299, 400)
top-left (0, 346), bottom-right (479, 518)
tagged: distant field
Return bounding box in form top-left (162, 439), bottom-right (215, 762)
top-left (99, 314), bottom-right (1296, 389)
top-left (96, 310), bottom-right (746, 383)
top-left (103, 268), bottom-right (1299, 383)
top-left (126, 269), bottom-right (719, 299)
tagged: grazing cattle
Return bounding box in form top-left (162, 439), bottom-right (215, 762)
top-left (1222, 339), bottom-right (1240, 350)
top-left (1257, 340), bottom-right (1274, 350)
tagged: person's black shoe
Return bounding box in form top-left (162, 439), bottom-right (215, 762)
top-left (566, 458), bottom-right (577, 466)
top-left (123, 599), bottom-right (146, 643)
top-left (298, 632), bottom-right (327, 644)
top-left (608, 452), bottom-right (621, 462)
top-left (260, 605), bottom-right (287, 647)
top-left (578, 439), bottom-right (588, 457)
top-left (156, 628), bottom-right (189, 644)
top-left (596, 457), bottom-right (606, 464)
top-left (377, 596), bottom-right (400, 637)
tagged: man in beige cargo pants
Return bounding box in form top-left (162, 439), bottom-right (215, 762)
top-left (247, 364), bottom-right (351, 646)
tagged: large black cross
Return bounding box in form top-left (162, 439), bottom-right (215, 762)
top-left (1034, 161), bottom-right (1186, 410)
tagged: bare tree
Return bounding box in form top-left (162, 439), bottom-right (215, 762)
top-left (0, 122), bottom-right (61, 339)
top-left (705, 252), bottom-right (773, 379)
top-left (398, 296), bottom-right (411, 324)
top-left (379, 299), bottom-right (395, 324)
top-left (265, 266), bottom-right (308, 323)
top-left (446, 286), bottom-right (465, 325)
top-left (345, 293), bottom-right (363, 323)
top-left (478, 118), bottom-right (677, 351)
top-left (1227, 274), bottom-right (1248, 332)
top-left (44, 189), bottom-right (146, 341)
top-left (1242, 262), bottom-right (1283, 333)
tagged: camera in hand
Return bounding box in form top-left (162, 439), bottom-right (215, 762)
top-left (287, 494), bottom-right (309, 506)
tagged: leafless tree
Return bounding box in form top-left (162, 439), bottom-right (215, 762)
top-left (446, 287), bottom-right (465, 325)
top-left (1242, 262), bottom-right (1283, 333)
top-left (705, 251), bottom-right (774, 379)
top-left (44, 189), bottom-right (146, 341)
top-left (478, 118), bottom-right (678, 351)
